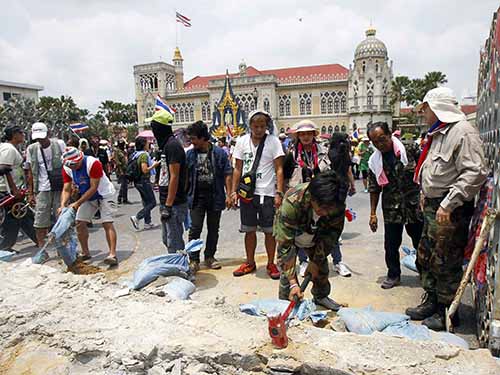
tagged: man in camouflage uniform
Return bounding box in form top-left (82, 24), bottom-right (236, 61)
top-left (406, 87), bottom-right (488, 331)
top-left (275, 171), bottom-right (346, 310)
top-left (367, 122), bottom-right (423, 289)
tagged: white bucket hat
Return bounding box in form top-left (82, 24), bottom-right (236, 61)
top-left (416, 87), bottom-right (466, 123)
top-left (291, 120), bottom-right (319, 135)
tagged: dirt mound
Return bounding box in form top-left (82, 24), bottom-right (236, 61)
top-left (67, 259), bottom-right (103, 275)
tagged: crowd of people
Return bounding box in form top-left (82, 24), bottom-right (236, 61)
top-left (0, 86), bottom-right (488, 331)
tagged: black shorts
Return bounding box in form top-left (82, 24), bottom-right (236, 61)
top-left (239, 195), bottom-right (275, 233)
top-left (361, 170), bottom-right (369, 179)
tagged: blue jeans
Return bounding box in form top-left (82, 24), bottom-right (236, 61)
top-left (297, 243), bottom-right (342, 264)
top-left (135, 179), bottom-right (156, 224)
top-left (161, 202), bottom-right (188, 253)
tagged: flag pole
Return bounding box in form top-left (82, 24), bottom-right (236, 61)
top-left (175, 9), bottom-right (179, 46)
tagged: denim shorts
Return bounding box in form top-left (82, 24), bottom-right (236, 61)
top-left (239, 194), bottom-right (275, 233)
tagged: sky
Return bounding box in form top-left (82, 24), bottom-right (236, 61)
top-left (1, 0), bottom-right (498, 112)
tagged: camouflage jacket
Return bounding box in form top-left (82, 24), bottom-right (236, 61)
top-left (274, 183), bottom-right (345, 279)
top-left (368, 141), bottom-right (422, 224)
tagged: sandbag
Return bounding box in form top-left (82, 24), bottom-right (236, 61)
top-left (239, 298), bottom-right (320, 321)
top-left (162, 276), bottom-right (196, 300)
top-left (126, 239), bottom-right (203, 290)
top-left (382, 320), bottom-right (432, 341)
top-left (337, 306), bottom-right (409, 335)
top-left (0, 250), bottom-right (14, 262)
top-left (401, 245), bottom-right (418, 273)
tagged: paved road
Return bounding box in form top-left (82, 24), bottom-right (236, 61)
top-left (9, 178), bottom-right (478, 347)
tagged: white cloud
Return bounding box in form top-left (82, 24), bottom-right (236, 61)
top-left (0, 0), bottom-right (498, 111)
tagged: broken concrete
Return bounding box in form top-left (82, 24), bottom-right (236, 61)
top-left (0, 261), bottom-right (498, 375)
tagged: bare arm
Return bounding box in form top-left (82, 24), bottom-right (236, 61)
top-left (230, 159), bottom-right (243, 206)
top-left (166, 163), bottom-right (180, 206)
top-left (274, 156), bottom-right (284, 208)
top-left (369, 192), bottom-right (380, 232)
top-left (60, 182), bottom-right (73, 208)
top-left (71, 178), bottom-right (100, 209)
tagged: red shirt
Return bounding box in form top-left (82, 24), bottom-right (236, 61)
top-left (62, 159), bottom-right (104, 183)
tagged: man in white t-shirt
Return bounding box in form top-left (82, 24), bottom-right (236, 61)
top-left (26, 122), bottom-right (66, 247)
top-left (230, 110), bottom-right (284, 279)
top-left (0, 124), bottom-right (37, 250)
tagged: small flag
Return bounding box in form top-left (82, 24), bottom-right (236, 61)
top-left (352, 129), bottom-right (359, 139)
top-left (176, 12), bottom-right (191, 27)
top-left (69, 123), bottom-right (88, 133)
top-left (155, 95), bottom-right (176, 115)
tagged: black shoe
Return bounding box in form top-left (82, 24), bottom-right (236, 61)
top-left (381, 276), bottom-right (400, 289)
top-left (314, 297), bottom-right (342, 311)
top-left (422, 312), bottom-right (445, 331)
top-left (406, 292), bottom-right (437, 321)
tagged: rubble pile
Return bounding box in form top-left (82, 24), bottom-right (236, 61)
top-left (0, 261), bottom-right (499, 375)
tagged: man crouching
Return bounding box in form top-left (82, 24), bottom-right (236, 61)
top-left (275, 171), bottom-right (347, 310)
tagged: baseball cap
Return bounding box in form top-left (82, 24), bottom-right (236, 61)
top-left (145, 109), bottom-right (174, 125)
top-left (32, 122), bottom-right (48, 140)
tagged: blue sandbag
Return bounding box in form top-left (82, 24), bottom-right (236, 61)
top-left (382, 320), bottom-right (432, 341)
top-left (401, 245), bottom-right (418, 273)
top-left (0, 250), bottom-right (14, 262)
top-left (32, 207), bottom-right (77, 266)
top-left (127, 239), bottom-right (203, 290)
top-left (337, 306), bottom-right (409, 335)
top-left (239, 298), bottom-right (319, 321)
top-left (162, 277), bottom-right (196, 300)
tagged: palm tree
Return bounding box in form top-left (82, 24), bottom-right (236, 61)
top-left (390, 76), bottom-right (411, 114)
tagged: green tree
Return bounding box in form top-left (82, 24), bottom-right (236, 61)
top-left (0, 96), bottom-right (38, 133)
top-left (98, 100), bottom-right (137, 126)
top-left (37, 95), bottom-right (88, 140)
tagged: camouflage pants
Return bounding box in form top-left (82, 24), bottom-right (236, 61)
top-left (279, 247), bottom-right (330, 300)
top-left (418, 198), bottom-right (474, 305)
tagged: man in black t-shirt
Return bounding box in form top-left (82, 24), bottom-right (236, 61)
top-left (148, 109), bottom-right (188, 253)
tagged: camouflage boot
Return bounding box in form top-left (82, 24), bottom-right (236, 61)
top-left (405, 292), bottom-right (437, 321)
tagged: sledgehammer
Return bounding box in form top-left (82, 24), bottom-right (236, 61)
top-left (446, 208), bottom-right (498, 332)
top-left (267, 274), bottom-right (312, 348)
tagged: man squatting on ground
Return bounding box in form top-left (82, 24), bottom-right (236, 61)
top-left (275, 171), bottom-right (347, 310)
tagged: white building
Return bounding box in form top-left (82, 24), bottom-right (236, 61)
top-left (0, 80), bottom-right (44, 106)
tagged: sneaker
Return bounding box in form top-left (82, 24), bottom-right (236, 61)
top-left (266, 263), bottom-right (280, 280)
top-left (381, 276), bottom-right (401, 289)
top-left (204, 257), bottom-right (222, 270)
top-left (143, 223), bottom-right (155, 230)
top-left (334, 262), bottom-right (351, 277)
top-left (190, 260), bottom-right (200, 273)
top-left (314, 296), bottom-right (342, 311)
top-left (130, 216), bottom-right (139, 231)
top-left (233, 262), bottom-right (256, 277)
top-left (104, 256), bottom-right (118, 266)
top-left (299, 261), bottom-right (309, 278)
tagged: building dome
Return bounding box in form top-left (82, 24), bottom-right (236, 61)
top-left (354, 28), bottom-right (388, 60)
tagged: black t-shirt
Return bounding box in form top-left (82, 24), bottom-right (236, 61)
top-left (160, 136), bottom-right (187, 205)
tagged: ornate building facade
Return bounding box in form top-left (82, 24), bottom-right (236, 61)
top-left (133, 28), bottom-right (393, 136)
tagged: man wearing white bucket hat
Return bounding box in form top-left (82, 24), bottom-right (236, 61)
top-left (406, 87), bottom-right (488, 331)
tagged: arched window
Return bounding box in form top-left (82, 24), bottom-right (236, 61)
top-left (300, 98), bottom-right (306, 115)
top-left (334, 125), bottom-right (340, 132)
top-left (382, 95), bottom-right (387, 106)
top-left (279, 95), bottom-right (291, 117)
top-left (328, 125), bottom-right (333, 134)
top-left (280, 128), bottom-right (284, 133)
top-left (189, 105), bottom-right (194, 122)
top-left (334, 97), bottom-right (340, 113)
top-left (179, 107), bottom-right (185, 123)
top-left (353, 123), bottom-right (357, 131)
top-left (362, 61), bottom-right (366, 73)
top-left (201, 101), bottom-right (211, 121)
top-left (367, 91), bottom-right (374, 107)
top-left (340, 95), bottom-right (347, 112)
top-left (263, 98), bottom-right (270, 113)
top-left (341, 125), bottom-right (346, 132)
top-left (321, 126), bottom-right (327, 134)
top-left (327, 97), bottom-right (333, 114)
top-left (306, 97), bottom-right (312, 115)
top-left (354, 93), bottom-right (358, 107)
top-left (285, 97), bottom-right (291, 116)
top-left (321, 97), bottom-right (327, 114)
top-left (279, 99), bottom-right (285, 117)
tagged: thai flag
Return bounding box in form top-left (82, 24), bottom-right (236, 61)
top-left (69, 123), bottom-right (88, 133)
top-left (176, 12), bottom-right (191, 27)
top-left (352, 129), bottom-right (359, 139)
top-left (155, 96), bottom-right (176, 114)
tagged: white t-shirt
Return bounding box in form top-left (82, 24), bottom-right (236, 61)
top-left (233, 134), bottom-right (284, 197)
top-left (27, 140), bottom-right (66, 192)
top-left (0, 142), bottom-right (24, 193)
top-left (63, 156), bottom-right (116, 199)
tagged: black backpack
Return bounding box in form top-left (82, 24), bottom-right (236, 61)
top-left (125, 154), bottom-right (142, 182)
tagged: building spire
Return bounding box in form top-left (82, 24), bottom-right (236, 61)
top-left (173, 46), bottom-right (183, 61)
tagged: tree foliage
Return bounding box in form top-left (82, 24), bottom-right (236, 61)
top-left (391, 71), bottom-right (448, 107)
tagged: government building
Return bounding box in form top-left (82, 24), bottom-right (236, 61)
top-left (133, 27), bottom-right (393, 137)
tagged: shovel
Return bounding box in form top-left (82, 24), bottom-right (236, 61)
top-left (446, 208), bottom-right (498, 332)
top-left (267, 274), bottom-right (312, 348)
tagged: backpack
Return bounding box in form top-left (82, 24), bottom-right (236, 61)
top-left (125, 154), bottom-right (142, 182)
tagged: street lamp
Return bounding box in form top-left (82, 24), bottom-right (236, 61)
top-left (252, 88), bottom-right (258, 109)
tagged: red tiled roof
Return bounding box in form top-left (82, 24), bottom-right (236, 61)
top-left (461, 104), bottom-right (477, 115)
top-left (183, 64), bottom-right (349, 91)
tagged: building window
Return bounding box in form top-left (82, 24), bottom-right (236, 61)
top-left (354, 94), bottom-right (358, 107)
top-left (334, 125), bottom-right (340, 132)
top-left (340, 95), bottom-right (346, 113)
top-left (341, 125), bottom-right (346, 132)
top-left (321, 126), bottom-right (327, 134)
top-left (367, 91), bottom-right (374, 107)
top-left (382, 95), bottom-right (387, 107)
top-left (328, 125), bottom-right (333, 134)
top-left (327, 96), bottom-right (334, 114)
top-left (139, 73), bottom-right (159, 92)
top-left (278, 95), bottom-right (292, 116)
top-left (202, 101), bottom-right (211, 121)
top-left (279, 99), bottom-right (285, 117)
top-left (2, 92), bottom-right (12, 102)
top-left (362, 61), bottom-right (366, 73)
top-left (172, 102), bottom-right (194, 123)
top-left (353, 123), bottom-right (357, 131)
top-left (321, 97), bottom-right (327, 114)
top-left (236, 93), bottom-right (257, 113)
top-left (299, 93), bottom-right (312, 115)
top-left (334, 97), bottom-right (340, 113)
top-left (263, 97), bottom-right (270, 113)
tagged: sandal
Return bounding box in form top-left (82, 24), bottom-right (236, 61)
top-left (104, 256), bottom-right (118, 266)
top-left (78, 254), bottom-right (92, 261)
top-left (233, 262), bottom-right (256, 277)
